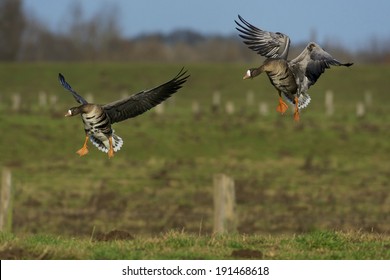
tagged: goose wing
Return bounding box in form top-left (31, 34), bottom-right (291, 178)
top-left (235, 15), bottom-right (290, 59)
top-left (103, 68), bottom-right (189, 124)
top-left (290, 43), bottom-right (353, 93)
top-left (58, 73), bottom-right (88, 105)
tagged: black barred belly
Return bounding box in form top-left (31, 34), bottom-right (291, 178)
top-left (82, 110), bottom-right (112, 136)
top-left (267, 69), bottom-right (297, 94)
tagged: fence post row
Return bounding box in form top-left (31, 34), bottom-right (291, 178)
top-left (325, 90), bottom-right (334, 116)
top-left (2, 89), bottom-right (373, 118)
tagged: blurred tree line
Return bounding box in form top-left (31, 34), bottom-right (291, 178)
top-left (1, 0), bottom-right (389, 63)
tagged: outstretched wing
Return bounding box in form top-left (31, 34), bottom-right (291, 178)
top-left (58, 73), bottom-right (88, 105)
top-left (290, 43), bottom-right (353, 93)
top-left (103, 68), bottom-right (189, 124)
top-left (235, 14), bottom-right (290, 59)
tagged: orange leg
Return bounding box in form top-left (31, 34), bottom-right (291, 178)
top-left (76, 135), bottom-right (89, 156)
top-left (108, 136), bottom-right (114, 158)
top-left (276, 97), bottom-right (288, 114)
top-left (293, 96), bottom-right (300, 122)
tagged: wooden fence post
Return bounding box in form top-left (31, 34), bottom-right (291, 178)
top-left (211, 91), bottom-right (221, 113)
top-left (325, 90), bottom-right (334, 116)
top-left (364, 90), bottom-right (372, 107)
top-left (356, 102), bottom-right (365, 118)
top-left (154, 103), bottom-right (164, 115)
top-left (167, 95), bottom-right (176, 108)
top-left (11, 93), bottom-right (21, 112)
top-left (0, 168), bottom-right (12, 232)
top-left (49, 95), bottom-right (58, 106)
top-left (259, 102), bottom-right (269, 116)
top-left (213, 174), bottom-right (236, 234)
top-left (38, 91), bottom-right (47, 108)
top-left (225, 101), bottom-right (235, 115)
top-left (192, 101), bottom-right (201, 119)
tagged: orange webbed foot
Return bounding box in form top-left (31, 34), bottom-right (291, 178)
top-left (76, 136), bottom-right (89, 156)
top-left (76, 146), bottom-right (89, 156)
top-left (276, 97), bottom-right (288, 114)
top-left (107, 136), bottom-right (114, 159)
top-left (293, 96), bottom-right (300, 122)
top-left (294, 110), bottom-right (300, 122)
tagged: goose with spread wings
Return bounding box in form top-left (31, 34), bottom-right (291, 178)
top-left (235, 15), bottom-right (353, 121)
top-left (58, 69), bottom-right (189, 158)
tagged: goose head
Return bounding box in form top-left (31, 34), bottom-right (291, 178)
top-left (243, 68), bottom-right (262, 79)
top-left (65, 106), bottom-right (83, 117)
top-left (307, 42), bottom-right (318, 52)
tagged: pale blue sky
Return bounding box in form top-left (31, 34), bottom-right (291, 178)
top-left (23, 0), bottom-right (389, 50)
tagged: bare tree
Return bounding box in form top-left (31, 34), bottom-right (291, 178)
top-left (11, 0), bottom-right (390, 63)
top-left (0, 0), bottom-right (25, 60)
top-left (61, 2), bottom-right (122, 60)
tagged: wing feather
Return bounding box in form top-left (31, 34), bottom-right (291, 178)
top-left (58, 73), bottom-right (88, 105)
top-left (103, 68), bottom-right (189, 124)
top-left (290, 43), bottom-right (353, 93)
top-left (235, 15), bottom-right (290, 59)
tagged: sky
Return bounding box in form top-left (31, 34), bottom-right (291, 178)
top-left (23, 0), bottom-right (390, 50)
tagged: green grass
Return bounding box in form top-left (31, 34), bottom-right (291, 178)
top-left (0, 230), bottom-right (389, 259)
top-left (0, 63), bottom-right (389, 259)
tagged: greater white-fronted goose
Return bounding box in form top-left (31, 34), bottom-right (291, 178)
top-left (235, 15), bottom-right (353, 121)
top-left (58, 68), bottom-right (189, 158)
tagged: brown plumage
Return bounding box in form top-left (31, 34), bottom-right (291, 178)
top-left (236, 15), bottom-right (353, 121)
top-left (243, 59), bottom-right (299, 118)
top-left (59, 68), bottom-right (189, 158)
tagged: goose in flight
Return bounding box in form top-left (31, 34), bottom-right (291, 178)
top-left (58, 68), bottom-right (189, 158)
top-left (235, 15), bottom-right (353, 121)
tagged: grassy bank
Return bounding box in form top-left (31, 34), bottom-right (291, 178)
top-left (1, 230), bottom-right (389, 260)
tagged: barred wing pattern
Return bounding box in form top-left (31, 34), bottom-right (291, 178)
top-left (235, 15), bottom-right (290, 59)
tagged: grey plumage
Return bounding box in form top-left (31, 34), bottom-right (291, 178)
top-left (289, 43), bottom-right (353, 95)
top-left (236, 15), bottom-right (353, 119)
top-left (235, 15), bottom-right (290, 60)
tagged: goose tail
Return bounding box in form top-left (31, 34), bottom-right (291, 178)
top-left (89, 133), bottom-right (123, 153)
top-left (282, 93), bottom-right (311, 110)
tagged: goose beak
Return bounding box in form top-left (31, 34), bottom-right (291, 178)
top-left (65, 110), bottom-right (72, 117)
top-left (243, 70), bottom-right (251, 80)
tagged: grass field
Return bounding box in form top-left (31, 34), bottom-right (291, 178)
top-left (1, 230), bottom-right (389, 259)
top-left (0, 63), bottom-right (389, 259)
